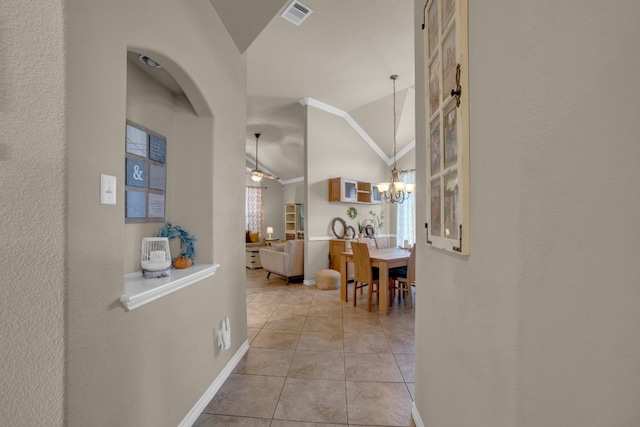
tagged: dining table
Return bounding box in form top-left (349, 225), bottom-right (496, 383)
top-left (339, 247), bottom-right (411, 315)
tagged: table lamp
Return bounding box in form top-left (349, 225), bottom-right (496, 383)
top-left (266, 227), bottom-right (274, 239)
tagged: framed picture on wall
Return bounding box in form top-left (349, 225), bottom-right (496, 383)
top-left (427, 0), bottom-right (439, 57)
top-left (443, 100), bottom-right (458, 169)
top-left (424, 0), bottom-right (470, 255)
top-left (125, 190), bottom-right (146, 219)
top-left (443, 171), bottom-right (459, 240)
top-left (442, 0), bottom-right (455, 28)
top-left (148, 134), bottom-right (166, 163)
top-left (442, 25), bottom-right (457, 96)
top-left (430, 118), bottom-right (441, 175)
top-left (430, 178), bottom-right (442, 237)
top-left (125, 120), bottom-right (167, 223)
top-left (126, 123), bottom-right (147, 157)
top-left (429, 60), bottom-right (441, 116)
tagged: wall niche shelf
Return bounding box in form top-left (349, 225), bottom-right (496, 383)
top-left (328, 177), bottom-right (381, 204)
top-left (121, 263), bottom-right (219, 311)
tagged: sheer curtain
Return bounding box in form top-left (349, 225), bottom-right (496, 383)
top-left (397, 170), bottom-right (415, 247)
top-left (246, 186), bottom-right (264, 234)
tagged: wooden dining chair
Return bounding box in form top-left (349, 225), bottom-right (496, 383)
top-left (350, 242), bottom-right (381, 311)
top-left (391, 244), bottom-right (416, 308)
top-left (374, 236), bottom-right (389, 249)
top-left (357, 237), bottom-right (377, 250)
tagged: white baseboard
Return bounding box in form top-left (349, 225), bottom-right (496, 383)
top-left (412, 402), bottom-right (425, 427)
top-left (303, 279), bottom-right (316, 286)
top-left (178, 339), bottom-right (250, 427)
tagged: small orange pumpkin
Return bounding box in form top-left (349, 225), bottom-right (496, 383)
top-left (173, 256), bottom-right (192, 269)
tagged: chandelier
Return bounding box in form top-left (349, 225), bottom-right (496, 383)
top-left (377, 74), bottom-right (415, 204)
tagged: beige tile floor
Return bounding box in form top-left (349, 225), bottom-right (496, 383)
top-left (195, 268), bottom-right (416, 427)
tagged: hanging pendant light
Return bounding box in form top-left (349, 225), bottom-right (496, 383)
top-left (377, 75), bottom-right (415, 204)
top-left (250, 133), bottom-right (279, 182)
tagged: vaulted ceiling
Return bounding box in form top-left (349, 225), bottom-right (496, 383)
top-left (211, 0), bottom-right (416, 182)
top-left (134, 1), bottom-right (416, 183)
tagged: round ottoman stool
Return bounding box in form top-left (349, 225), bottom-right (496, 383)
top-left (316, 269), bottom-right (340, 290)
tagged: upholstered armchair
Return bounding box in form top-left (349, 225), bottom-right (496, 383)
top-left (259, 240), bottom-right (304, 284)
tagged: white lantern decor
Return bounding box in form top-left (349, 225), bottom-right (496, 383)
top-left (141, 237), bottom-right (171, 278)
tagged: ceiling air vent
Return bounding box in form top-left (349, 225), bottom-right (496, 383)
top-left (281, 1), bottom-right (313, 26)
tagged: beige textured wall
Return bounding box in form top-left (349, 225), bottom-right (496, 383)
top-left (508, 3), bottom-right (640, 425)
top-left (170, 94), bottom-right (216, 263)
top-left (61, 0), bottom-right (248, 425)
top-left (284, 181), bottom-right (305, 205)
top-left (0, 1), bottom-right (66, 425)
top-left (413, 0), bottom-right (640, 426)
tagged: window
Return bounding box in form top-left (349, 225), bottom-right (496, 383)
top-left (397, 170), bottom-right (416, 246)
top-left (246, 186), bottom-right (264, 235)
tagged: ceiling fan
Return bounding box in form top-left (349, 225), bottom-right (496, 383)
top-left (249, 133), bottom-right (279, 182)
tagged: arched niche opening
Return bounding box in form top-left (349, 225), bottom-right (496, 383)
top-left (124, 48), bottom-right (214, 274)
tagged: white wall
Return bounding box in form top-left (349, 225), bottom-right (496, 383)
top-left (413, 1), bottom-right (640, 426)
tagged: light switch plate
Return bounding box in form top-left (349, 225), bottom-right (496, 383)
top-left (100, 174), bottom-right (116, 205)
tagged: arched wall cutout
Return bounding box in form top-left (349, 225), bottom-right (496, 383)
top-left (127, 46), bottom-right (213, 119)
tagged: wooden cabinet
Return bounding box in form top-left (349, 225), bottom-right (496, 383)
top-left (371, 185), bottom-right (382, 203)
top-left (285, 203), bottom-right (304, 240)
top-left (328, 177), bottom-right (380, 204)
top-left (328, 178), bottom-right (357, 202)
top-left (329, 239), bottom-right (354, 280)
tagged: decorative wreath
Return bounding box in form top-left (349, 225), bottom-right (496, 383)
top-left (331, 217), bottom-right (347, 239)
top-left (157, 222), bottom-right (197, 260)
top-left (364, 224), bottom-right (375, 237)
top-left (345, 225), bottom-right (356, 239)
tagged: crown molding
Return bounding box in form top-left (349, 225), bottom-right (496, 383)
top-left (299, 97), bottom-right (414, 166)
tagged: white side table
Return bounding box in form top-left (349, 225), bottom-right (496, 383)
top-left (245, 247), bottom-right (262, 269)
top-left (264, 238), bottom-right (279, 247)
